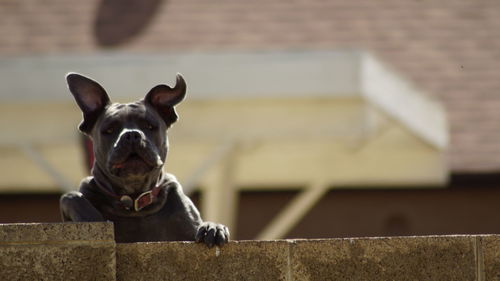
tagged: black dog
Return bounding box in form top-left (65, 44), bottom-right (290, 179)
top-left (60, 73), bottom-right (229, 247)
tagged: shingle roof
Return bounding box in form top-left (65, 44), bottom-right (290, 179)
top-left (1, 0), bottom-right (499, 172)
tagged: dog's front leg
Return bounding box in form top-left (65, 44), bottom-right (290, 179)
top-left (60, 191), bottom-right (105, 222)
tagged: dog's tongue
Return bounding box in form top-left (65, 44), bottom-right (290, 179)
top-left (111, 153), bottom-right (153, 175)
top-left (112, 154), bottom-right (142, 169)
top-left (112, 163), bottom-right (125, 169)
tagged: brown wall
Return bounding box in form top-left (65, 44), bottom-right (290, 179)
top-left (234, 174), bottom-right (500, 239)
top-left (234, 186), bottom-right (500, 240)
top-left (0, 194), bottom-right (61, 223)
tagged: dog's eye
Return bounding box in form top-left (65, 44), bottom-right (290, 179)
top-left (147, 123), bottom-right (156, 130)
top-left (103, 127), bottom-right (114, 135)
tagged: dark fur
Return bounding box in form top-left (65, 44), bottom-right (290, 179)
top-left (60, 73), bottom-right (229, 247)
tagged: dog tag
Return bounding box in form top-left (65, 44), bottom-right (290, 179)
top-left (120, 195), bottom-right (133, 210)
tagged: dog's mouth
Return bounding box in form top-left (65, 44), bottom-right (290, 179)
top-left (110, 152), bottom-right (155, 176)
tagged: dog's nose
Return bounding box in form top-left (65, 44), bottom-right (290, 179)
top-left (121, 130), bottom-right (143, 145)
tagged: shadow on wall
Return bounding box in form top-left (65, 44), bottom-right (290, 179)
top-left (94, 0), bottom-right (164, 46)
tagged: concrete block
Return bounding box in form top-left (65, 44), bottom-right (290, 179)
top-left (0, 222), bottom-right (115, 281)
top-left (291, 236), bottom-right (476, 281)
top-left (482, 235), bottom-right (500, 281)
top-left (116, 240), bottom-right (290, 281)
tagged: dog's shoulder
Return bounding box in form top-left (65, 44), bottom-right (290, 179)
top-left (160, 173), bottom-right (197, 207)
top-left (78, 176), bottom-right (94, 193)
top-left (160, 173), bottom-right (181, 193)
top-left (78, 176), bottom-right (106, 203)
top-left (160, 173), bottom-right (187, 206)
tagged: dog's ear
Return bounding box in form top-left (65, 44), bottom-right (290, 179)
top-left (66, 73), bottom-right (110, 134)
top-left (145, 73), bottom-right (187, 126)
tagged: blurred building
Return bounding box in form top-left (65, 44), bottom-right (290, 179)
top-left (0, 0), bottom-right (499, 239)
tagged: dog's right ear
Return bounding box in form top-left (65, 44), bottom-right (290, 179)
top-left (144, 73), bottom-right (187, 126)
top-left (66, 73), bottom-right (110, 134)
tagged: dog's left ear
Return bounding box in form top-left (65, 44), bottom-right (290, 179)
top-left (66, 72), bottom-right (111, 134)
top-left (145, 73), bottom-right (187, 125)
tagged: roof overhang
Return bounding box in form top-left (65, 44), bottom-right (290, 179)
top-left (0, 50), bottom-right (447, 148)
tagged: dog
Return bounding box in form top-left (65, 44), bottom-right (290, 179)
top-left (60, 73), bottom-right (229, 247)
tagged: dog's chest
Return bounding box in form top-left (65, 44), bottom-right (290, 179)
top-left (105, 206), bottom-right (196, 243)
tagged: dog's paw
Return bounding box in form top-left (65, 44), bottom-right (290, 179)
top-left (195, 222), bottom-right (230, 248)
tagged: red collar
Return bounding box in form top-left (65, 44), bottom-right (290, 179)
top-left (94, 178), bottom-right (163, 211)
top-left (120, 186), bottom-right (163, 211)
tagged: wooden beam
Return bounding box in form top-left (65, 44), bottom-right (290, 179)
top-left (19, 143), bottom-right (73, 192)
top-left (182, 141), bottom-right (234, 195)
top-left (256, 181), bottom-right (330, 240)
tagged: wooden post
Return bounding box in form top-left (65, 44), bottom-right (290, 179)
top-left (200, 142), bottom-right (239, 237)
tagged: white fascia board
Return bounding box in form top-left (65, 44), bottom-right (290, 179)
top-left (0, 50), bottom-right (361, 102)
top-left (360, 53), bottom-right (449, 149)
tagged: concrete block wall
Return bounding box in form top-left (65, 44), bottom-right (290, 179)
top-left (0, 222), bottom-right (115, 281)
top-left (0, 223), bottom-right (498, 281)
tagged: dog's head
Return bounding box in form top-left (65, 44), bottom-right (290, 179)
top-left (67, 73), bottom-right (186, 193)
